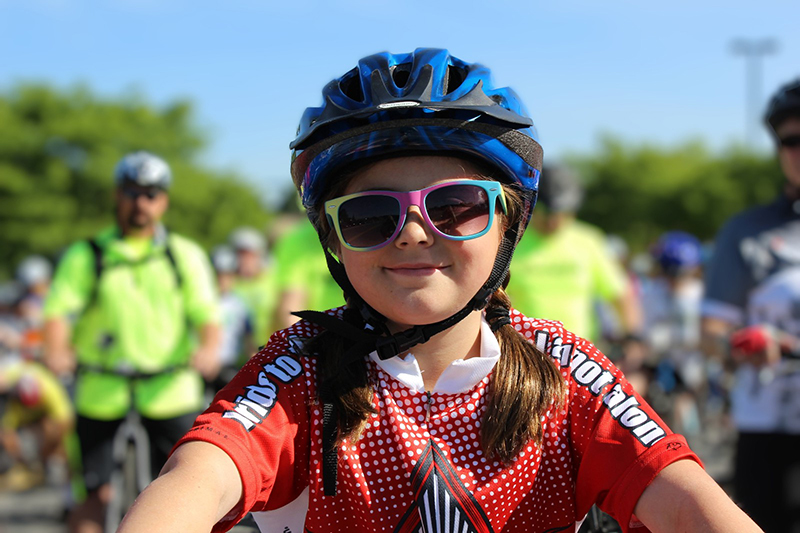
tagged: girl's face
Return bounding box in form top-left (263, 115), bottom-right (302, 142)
top-left (335, 155), bottom-right (504, 332)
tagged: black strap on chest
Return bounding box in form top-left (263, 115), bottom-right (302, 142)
top-left (322, 402), bottom-right (338, 496)
top-left (85, 235), bottom-right (183, 309)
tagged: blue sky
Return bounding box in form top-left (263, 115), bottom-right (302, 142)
top-left (1, 1), bottom-right (798, 206)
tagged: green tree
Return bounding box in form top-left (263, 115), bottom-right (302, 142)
top-left (0, 84), bottom-right (271, 279)
top-left (568, 135), bottom-right (783, 251)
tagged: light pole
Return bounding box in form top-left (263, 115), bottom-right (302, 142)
top-left (730, 38), bottom-right (778, 148)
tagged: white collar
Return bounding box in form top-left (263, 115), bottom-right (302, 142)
top-left (369, 316), bottom-right (501, 394)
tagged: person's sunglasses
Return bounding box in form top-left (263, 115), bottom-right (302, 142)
top-left (121, 187), bottom-right (164, 200)
top-left (779, 134), bottom-right (800, 149)
top-left (325, 180), bottom-right (507, 252)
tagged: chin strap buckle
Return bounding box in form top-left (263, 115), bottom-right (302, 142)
top-left (470, 287), bottom-right (495, 311)
top-left (375, 327), bottom-right (430, 360)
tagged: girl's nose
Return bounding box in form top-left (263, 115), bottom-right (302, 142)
top-left (395, 206), bottom-right (433, 248)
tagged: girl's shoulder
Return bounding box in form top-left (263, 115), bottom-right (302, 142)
top-left (508, 309), bottom-right (593, 358)
top-left (235, 311), bottom-right (342, 388)
top-left (509, 309), bottom-right (620, 392)
top-left (255, 307), bottom-right (348, 360)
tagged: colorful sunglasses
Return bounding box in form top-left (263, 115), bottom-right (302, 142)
top-left (324, 180), bottom-right (507, 252)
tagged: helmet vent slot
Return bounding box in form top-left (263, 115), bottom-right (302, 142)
top-left (444, 66), bottom-right (467, 95)
top-left (339, 71), bottom-right (365, 103)
top-left (391, 65), bottom-right (412, 89)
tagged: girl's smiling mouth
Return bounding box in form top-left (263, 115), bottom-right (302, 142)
top-left (384, 263), bottom-right (447, 276)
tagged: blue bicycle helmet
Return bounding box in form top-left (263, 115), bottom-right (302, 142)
top-left (291, 48), bottom-right (542, 217)
top-left (651, 231), bottom-right (702, 276)
top-left (289, 49), bottom-right (544, 361)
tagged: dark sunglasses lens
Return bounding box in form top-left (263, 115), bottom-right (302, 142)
top-left (338, 195), bottom-right (401, 248)
top-left (780, 135), bottom-right (800, 148)
top-left (425, 184), bottom-right (491, 237)
top-left (123, 188), bottom-right (160, 200)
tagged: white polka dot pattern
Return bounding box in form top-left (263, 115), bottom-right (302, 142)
top-left (180, 308), bottom-right (700, 533)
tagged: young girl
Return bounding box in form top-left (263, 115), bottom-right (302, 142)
top-left (119, 48), bottom-right (760, 533)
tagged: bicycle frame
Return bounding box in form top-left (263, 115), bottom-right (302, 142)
top-left (76, 363), bottom-right (185, 533)
top-left (105, 408), bottom-right (151, 533)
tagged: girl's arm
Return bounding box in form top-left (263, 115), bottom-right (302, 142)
top-left (118, 441), bottom-right (243, 533)
top-left (634, 459), bottom-right (762, 532)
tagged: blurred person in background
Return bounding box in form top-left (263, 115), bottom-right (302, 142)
top-left (701, 78), bottom-right (800, 533)
top-left (228, 226), bottom-right (277, 347)
top-left (0, 359), bottom-right (75, 493)
top-left (0, 283), bottom-right (25, 362)
top-left (506, 163), bottom-right (645, 388)
top-left (15, 255), bottom-right (52, 326)
top-left (14, 255), bottom-right (53, 361)
top-left (270, 217), bottom-right (344, 330)
top-left (597, 234), bottom-right (644, 347)
top-left (209, 245), bottom-right (254, 392)
top-left (0, 256), bottom-right (53, 364)
top-left (640, 231), bottom-right (705, 440)
top-left (42, 151), bottom-right (221, 533)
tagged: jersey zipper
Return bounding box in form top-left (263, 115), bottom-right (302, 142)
top-left (425, 390), bottom-right (433, 424)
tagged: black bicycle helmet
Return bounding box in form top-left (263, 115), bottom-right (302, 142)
top-left (765, 78), bottom-right (800, 134)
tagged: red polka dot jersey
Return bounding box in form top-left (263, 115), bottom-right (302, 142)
top-left (176, 308), bottom-right (700, 533)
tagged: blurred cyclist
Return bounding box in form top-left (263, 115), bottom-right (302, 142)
top-left (506, 164), bottom-right (645, 387)
top-left (15, 255), bottom-right (52, 325)
top-left (42, 151), bottom-right (221, 533)
top-left (0, 359), bottom-right (74, 492)
top-left (641, 231), bottom-right (705, 438)
top-left (228, 226), bottom-right (278, 347)
top-left (271, 218), bottom-right (345, 330)
top-left (701, 78), bottom-right (800, 532)
top-left (210, 245), bottom-right (254, 391)
top-left (12, 255), bottom-right (53, 361)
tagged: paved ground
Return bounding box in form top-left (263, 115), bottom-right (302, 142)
top-left (0, 483), bottom-right (65, 533)
top-left (0, 482), bottom-right (258, 533)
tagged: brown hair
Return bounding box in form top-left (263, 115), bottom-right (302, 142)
top-left (308, 156), bottom-right (566, 462)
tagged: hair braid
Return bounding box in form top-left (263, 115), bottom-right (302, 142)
top-left (482, 289), bottom-right (566, 462)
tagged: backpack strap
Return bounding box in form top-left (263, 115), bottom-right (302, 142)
top-left (83, 233), bottom-right (183, 309)
top-left (163, 238), bottom-right (183, 289)
top-left (163, 235), bottom-right (189, 330)
top-left (85, 238), bottom-right (104, 309)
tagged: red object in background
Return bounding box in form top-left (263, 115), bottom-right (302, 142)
top-left (16, 373), bottom-right (42, 408)
top-left (20, 328), bottom-right (43, 361)
top-left (730, 325), bottom-right (771, 355)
